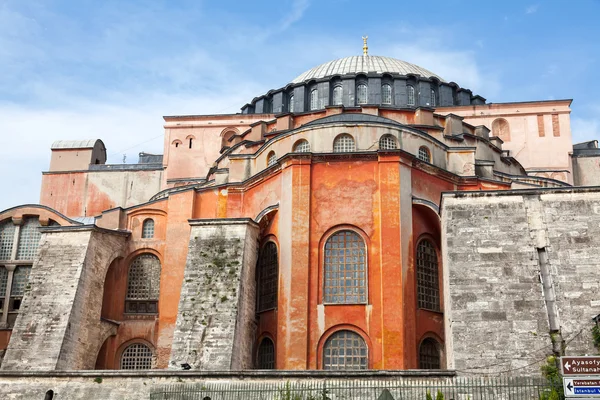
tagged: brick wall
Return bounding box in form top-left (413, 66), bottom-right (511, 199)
top-left (169, 219), bottom-right (259, 370)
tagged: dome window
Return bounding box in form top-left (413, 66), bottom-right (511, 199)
top-left (333, 134), bottom-right (356, 153)
top-left (332, 86), bottom-right (343, 106)
top-left (418, 146), bottom-right (431, 163)
top-left (379, 135), bottom-right (397, 150)
top-left (430, 89), bottom-right (437, 107)
top-left (288, 94), bottom-right (294, 113)
top-left (293, 139), bottom-right (310, 153)
top-left (408, 86), bottom-right (416, 106)
top-left (356, 84), bottom-right (368, 105)
top-left (267, 151), bottom-right (277, 167)
top-left (381, 84), bottom-right (392, 105)
top-left (310, 89), bottom-right (319, 111)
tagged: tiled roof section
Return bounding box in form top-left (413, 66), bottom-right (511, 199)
top-left (51, 139), bottom-right (99, 150)
top-left (304, 113), bottom-right (404, 128)
top-left (291, 56), bottom-right (444, 84)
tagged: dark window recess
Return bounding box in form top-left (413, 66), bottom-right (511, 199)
top-left (416, 239), bottom-right (440, 311)
top-left (257, 338), bottom-right (275, 369)
top-left (419, 338), bottom-right (441, 369)
top-left (125, 300), bottom-right (158, 314)
top-left (257, 242), bottom-right (278, 312)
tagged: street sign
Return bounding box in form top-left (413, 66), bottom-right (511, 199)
top-left (562, 356), bottom-right (600, 376)
top-left (564, 378), bottom-right (600, 397)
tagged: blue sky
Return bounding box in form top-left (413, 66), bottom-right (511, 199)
top-left (1, 0), bottom-right (599, 211)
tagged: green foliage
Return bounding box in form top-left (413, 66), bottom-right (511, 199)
top-left (435, 390), bottom-right (444, 400)
top-left (592, 324), bottom-right (600, 353)
top-left (539, 356), bottom-right (564, 400)
top-left (277, 382), bottom-right (303, 400)
top-left (93, 377), bottom-right (103, 384)
top-left (426, 389), bottom-right (433, 400)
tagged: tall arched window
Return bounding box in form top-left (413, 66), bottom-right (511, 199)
top-left (142, 219), bottom-right (154, 239)
top-left (267, 151), bottom-right (277, 167)
top-left (289, 94), bottom-right (294, 113)
top-left (0, 220), bottom-right (16, 260)
top-left (257, 242), bottom-right (278, 312)
top-left (332, 86), bottom-right (343, 106)
top-left (310, 89), bottom-right (319, 110)
top-left (419, 338), bottom-right (441, 369)
top-left (293, 139), bottom-right (310, 153)
top-left (430, 89), bottom-right (437, 107)
top-left (323, 330), bottom-right (368, 370)
top-left (407, 86), bottom-right (416, 106)
top-left (125, 254), bottom-right (161, 314)
top-left (16, 217), bottom-right (41, 260)
top-left (324, 230), bottom-right (366, 304)
top-left (416, 239), bottom-right (440, 311)
top-left (381, 84), bottom-right (392, 105)
top-left (120, 343), bottom-right (153, 370)
top-left (418, 146), bottom-right (431, 163)
top-left (379, 134), bottom-right (397, 150)
top-left (257, 337), bottom-right (275, 369)
top-left (333, 134), bottom-right (356, 153)
top-left (492, 118), bottom-right (511, 142)
top-left (356, 84), bottom-right (368, 105)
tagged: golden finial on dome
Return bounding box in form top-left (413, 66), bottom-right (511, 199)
top-left (362, 35), bottom-right (368, 56)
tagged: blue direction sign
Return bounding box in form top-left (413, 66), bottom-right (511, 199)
top-left (564, 378), bottom-right (600, 397)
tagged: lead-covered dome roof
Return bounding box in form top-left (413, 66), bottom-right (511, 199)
top-left (291, 55), bottom-right (445, 84)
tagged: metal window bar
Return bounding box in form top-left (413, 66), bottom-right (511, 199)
top-left (293, 140), bottom-right (310, 153)
top-left (310, 89), bottom-right (319, 110)
top-left (0, 221), bottom-right (15, 260)
top-left (120, 343), bottom-right (153, 370)
top-left (379, 135), bottom-right (397, 150)
top-left (417, 239), bottom-right (440, 311)
top-left (418, 146), bottom-right (431, 163)
top-left (256, 338), bottom-right (275, 369)
top-left (126, 254), bottom-right (161, 314)
top-left (142, 219), bottom-right (155, 239)
top-left (408, 85), bottom-right (416, 106)
top-left (356, 84), bottom-right (368, 105)
top-left (323, 330), bottom-right (368, 370)
top-left (324, 230), bottom-right (366, 304)
top-left (267, 152), bottom-right (277, 167)
top-left (332, 86), bottom-right (343, 106)
top-left (16, 217), bottom-right (41, 260)
top-left (257, 242), bottom-right (278, 312)
top-left (382, 84), bottom-right (392, 105)
top-left (333, 134), bottom-right (356, 153)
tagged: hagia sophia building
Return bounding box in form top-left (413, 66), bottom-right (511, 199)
top-left (1, 39), bottom-right (599, 382)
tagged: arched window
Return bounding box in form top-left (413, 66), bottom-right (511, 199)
top-left (17, 217), bottom-right (41, 260)
top-left (492, 118), bottom-right (511, 142)
top-left (356, 84), bottom-right (368, 105)
top-left (379, 135), bottom-right (397, 150)
top-left (44, 390), bottom-right (55, 400)
top-left (142, 219), bottom-right (154, 239)
top-left (324, 230), bottom-right (366, 304)
top-left (407, 86), bottom-right (416, 106)
top-left (267, 151), bottom-right (277, 167)
top-left (419, 338), bottom-right (441, 369)
top-left (289, 94), bottom-right (294, 112)
top-left (221, 131), bottom-right (236, 149)
top-left (418, 146), bottom-right (431, 163)
top-left (293, 139), bottom-right (310, 153)
top-left (125, 254), bottom-right (161, 314)
top-left (323, 330), bottom-right (368, 370)
top-left (257, 338), bottom-right (275, 369)
top-left (172, 140), bottom-right (182, 148)
top-left (257, 242), bottom-right (278, 312)
top-left (0, 220), bottom-right (16, 260)
top-left (332, 86), bottom-right (343, 106)
top-left (9, 265), bottom-right (31, 311)
top-left (430, 89), bottom-right (437, 107)
top-left (381, 84), bottom-right (392, 105)
top-left (416, 239), bottom-right (440, 311)
top-left (333, 134), bottom-right (356, 153)
top-left (120, 343), bottom-right (153, 370)
top-left (310, 89), bottom-right (319, 110)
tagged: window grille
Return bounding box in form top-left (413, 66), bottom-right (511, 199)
top-left (0, 220), bottom-right (15, 260)
top-left (293, 139), bottom-right (310, 153)
top-left (310, 89), bottom-right (319, 110)
top-left (289, 94), bottom-right (294, 112)
top-left (142, 219), bottom-right (154, 239)
top-left (16, 217), bottom-right (41, 260)
top-left (257, 338), bottom-right (275, 369)
top-left (382, 84), bottom-right (392, 105)
top-left (324, 230), bottom-right (366, 304)
top-left (419, 338), bottom-right (441, 369)
top-left (356, 84), bottom-right (368, 105)
top-left (416, 239), bottom-right (440, 311)
top-left (332, 86), bottom-right (343, 106)
top-left (9, 265), bottom-right (31, 311)
top-left (120, 343), bottom-right (153, 370)
top-left (126, 254), bottom-right (161, 314)
top-left (379, 135), bottom-right (397, 150)
top-left (323, 330), bottom-right (368, 370)
top-left (0, 267), bottom-right (7, 308)
top-left (267, 152), bottom-right (277, 167)
top-left (430, 89), bottom-right (436, 107)
top-left (408, 86), bottom-right (415, 106)
top-left (418, 146), bottom-right (431, 163)
top-left (333, 134), bottom-right (355, 153)
top-left (257, 242), bottom-right (278, 312)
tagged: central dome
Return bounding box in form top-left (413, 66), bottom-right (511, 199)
top-left (291, 55), bottom-right (445, 84)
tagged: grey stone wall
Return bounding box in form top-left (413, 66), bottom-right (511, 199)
top-left (1, 226), bottom-right (128, 371)
top-left (169, 218), bottom-right (259, 371)
top-left (442, 188), bottom-right (600, 376)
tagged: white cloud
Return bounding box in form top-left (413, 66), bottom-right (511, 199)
top-left (526, 4), bottom-right (539, 14)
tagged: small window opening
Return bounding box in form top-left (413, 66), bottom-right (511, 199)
top-left (175, 142), bottom-right (179, 148)
top-left (189, 138), bottom-right (193, 149)
top-left (44, 390), bottom-right (55, 400)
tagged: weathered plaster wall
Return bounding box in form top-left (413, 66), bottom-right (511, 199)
top-left (169, 219), bottom-right (259, 370)
top-left (572, 155), bottom-right (600, 186)
top-left (1, 227), bottom-right (128, 371)
top-left (442, 188), bottom-right (600, 376)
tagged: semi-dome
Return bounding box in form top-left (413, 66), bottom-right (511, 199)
top-left (291, 55), bottom-right (445, 84)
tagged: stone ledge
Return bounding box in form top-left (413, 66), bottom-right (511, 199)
top-left (188, 218), bottom-right (259, 227)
